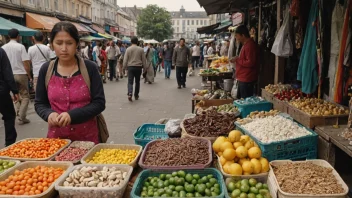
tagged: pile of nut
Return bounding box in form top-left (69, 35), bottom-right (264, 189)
top-left (62, 166), bottom-right (128, 188)
top-left (264, 84), bottom-right (291, 94)
top-left (290, 98), bottom-right (348, 116)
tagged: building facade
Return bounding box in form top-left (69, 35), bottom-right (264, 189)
top-left (122, 5), bottom-right (142, 37)
top-left (116, 7), bottom-right (136, 38)
top-left (170, 6), bottom-right (210, 40)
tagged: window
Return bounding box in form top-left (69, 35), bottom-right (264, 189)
top-left (54, 0), bottom-right (58, 11)
top-left (45, 0), bottom-right (49, 8)
top-left (196, 20), bottom-right (198, 25)
top-left (204, 20), bottom-right (207, 25)
top-left (177, 27), bottom-right (179, 32)
top-left (177, 20), bottom-right (179, 25)
top-left (63, 0), bottom-right (67, 13)
top-left (81, 4), bottom-right (84, 15)
top-left (172, 20), bottom-right (174, 25)
top-left (86, 6), bottom-right (89, 17)
top-left (28, 0), bottom-right (34, 5)
top-left (187, 20), bottom-right (189, 25)
top-left (191, 20), bottom-right (194, 25)
top-left (72, 2), bottom-right (75, 15)
top-left (200, 20), bottom-right (203, 25)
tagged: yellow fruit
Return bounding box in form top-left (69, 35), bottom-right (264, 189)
top-left (259, 157), bottom-right (270, 173)
top-left (228, 163), bottom-right (243, 175)
top-left (242, 161), bottom-right (254, 174)
top-left (254, 142), bottom-right (259, 147)
top-left (219, 155), bottom-right (227, 166)
top-left (233, 142), bottom-right (243, 149)
top-left (240, 135), bottom-right (251, 144)
top-left (243, 172), bottom-right (251, 175)
top-left (218, 152), bottom-right (223, 156)
top-left (248, 147), bottom-right (262, 159)
top-left (213, 136), bottom-right (226, 153)
top-left (238, 158), bottom-right (249, 166)
top-left (223, 161), bottom-right (234, 173)
top-left (223, 148), bottom-right (236, 161)
top-left (220, 141), bottom-right (234, 152)
top-left (251, 158), bottom-right (262, 174)
top-left (228, 130), bottom-right (242, 142)
top-left (245, 140), bottom-right (255, 150)
top-left (235, 146), bottom-right (248, 158)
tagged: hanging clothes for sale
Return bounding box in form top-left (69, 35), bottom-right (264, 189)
top-left (297, 0), bottom-right (319, 94)
top-left (334, 0), bottom-right (352, 103)
top-left (328, 0), bottom-right (345, 101)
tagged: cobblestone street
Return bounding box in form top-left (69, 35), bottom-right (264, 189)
top-left (0, 71), bottom-right (200, 147)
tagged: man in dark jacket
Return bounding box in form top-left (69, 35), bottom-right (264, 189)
top-left (162, 43), bottom-right (173, 79)
top-left (0, 48), bottom-right (19, 146)
top-left (172, 38), bottom-right (191, 89)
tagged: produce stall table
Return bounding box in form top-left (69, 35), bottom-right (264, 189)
top-left (199, 72), bottom-right (233, 94)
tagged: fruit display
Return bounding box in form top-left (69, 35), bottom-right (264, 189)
top-left (213, 131), bottom-right (270, 176)
top-left (142, 138), bottom-right (210, 167)
top-left (199, 68), bottom-right (220, 75)
top-left (274, 89), bottom-right (304, 101)
top-left (290, 98), bottom-right (349, 116)
top-left (225, 178), bottom-right (271, 198)
top-left (234, 97), bottom-right (267, 105)
top-left (196, 103), bottom-right (239, 115)
top-left (0, 165), bottom-right (64, 195)
top-left (272, 162), bottom-right (345, 195)
top-left (0, 138), bottom-right (69, 159)
top-left (86, 149), bottom-right (138, 164)
top-left (340, 128), bottom-right (352, 145)
top-left (140, 170), bottom-right (222, 197)
top-left (239, 115), bottom-right (311, 143)
top-left (183, 109), bottom-right (236, 137)
top-left (55, 141), bottom-right (94, 162)
top-left (61, 166), bottom-right (128, 187)
top-left (236, 110), bottom-right (280, 125)
top-left (264, 84), bottom-right (291, 94)
top-left (192, 89), bottom-right (232, 100)
top-left (0, 160), bottom-right (17, 174)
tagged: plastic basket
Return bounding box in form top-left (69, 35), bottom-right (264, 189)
top-left (55, 164), bottom-right (133, 198)
top-left (233, 98), bottom-right (273, 118)
top-left (235, 122), bottom-right (318, 161)
top-left (0, 161), bottom-right (73, 198)
top-left (0, 160), bottom-right (20, 177)
top-left (133, 124), bottom-right (168, 147)
top-left (138, 137), bottom-right (213, 170)
top-left (80, 144), bottom-right (142, 167)
top-left (268, 160), bottom-right (349, 198)
top-left (130, 168), bottom-right (226, 198)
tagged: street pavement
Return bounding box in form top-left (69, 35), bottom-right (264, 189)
top-left (0, 70), bottom-right (200, 147)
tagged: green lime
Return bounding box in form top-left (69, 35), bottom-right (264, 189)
top-left (207, 174), bottom-right (214, 179)
top-left (213, 187), bottom-right (220, 195)
top-left (197, 184), bottom-right (206, 194)
top-left (248, 193), bottom-right (256, 198)
top-left (2, 161), bottom-right (8, 166)
top-left (231, 189), bottom-right (241, 198)
top-left (250, 187), bottom-right (259, 194)
top-left (240, 192), bottom-right (248, 198)
top-left (177, 170), bottom-right (186, 178)
top-left (169, 185), bottom-right (175, 191)
top-left (158, 189), bottom-right (165, 194)
top-left (185, 184), bottom-right (195, 193)
top-left (185, 174), bottom-right (193, 183)
top-left (214, 183), bottom-right (220, 189)
top-left (175, 186), bottom-right (184, 192)
top-left (148, 190), bottom-right (154, 197)
top-left (186, 193), bottom-right (194, 197)
top-left (160, 174), bottom-right (166, 180)
top-left (227, 182), bottom-right (236, 192)
top-left (161, 193), bottom-right (169, 197)
top-left (256, 183), bottom-right (263, 190)
top-left (164, 180), bottom-right (169, 187)
top-left (241, 179), bottom-right (249, 186)
top-left (209, 178), bottom-right (217, 186)
top-left (249, 178), bottom-right (257, 187)
top-left (172, 172), bottom-right (178, 177)
top-left (211, 192), bottom-right (218, 196)
top-left (206, 182), bottom-right (212, 189)
top-left (201, 176), bottom-right (208, 184)
top-left (193, 174), bottom-right (200, 180)
top-left (240, 184), bottom-right (250, 193)
top-left (256, 194), bottom-right (263, 198)
top-left (179, 191), bottom-right (186, 197)
top-left (259, 189), bottom-right (269, 196)
top-left (205, 189), bottom-right (212, 196)
top-left (262, 184), bottom-right (269, 190)
top-left (169, 177), bottom-right (175, 185)
top-left (165, 174), bottom-right (172, 180)
top-left (141, 191), bottom-right (147, 197)
top-left (195, 192), bottom-right (203, 197)
top-left (157, 181), bottom-right (164, 188)
top-left (142, 187), bottom-right (147, 191)
top-left (172, 191), bottom-right (179, 197)
top-left (192, 179), bottom-right (198, 185)
top-left (153, 191), bottom-right (160, 197)
top-left (235, 181), bottom-right (242, 189)
top-left (165, 189), bottom-right (173, 196)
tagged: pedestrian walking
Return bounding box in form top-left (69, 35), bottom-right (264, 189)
top-left (35, 22), bottom-right (106, 144)
top-left (123, 37), bottom-right (147, 101)
top-left (82, 41), bottom-right (92, 60)
top-left (144, 43), bottom-right (155, 83)
top-left (28, 31), bottom-right (51, 91)
top-left (172, 38), bottom-right (191, 89)
top-left (163, 43), bottom-right (173, 79)
top-left (191, 41), bottom-right (201, 70)
top-left (220, 40), bottom-right (230, 57)
top-left (106, 41), bottom-right (120, 81)
top-left (2, 28), bottom-right (31, 125)
top-left (100, 45), bottom-right (108, 83)
top-left (92, 41), bottom-right (102, 69)
top-left (0, 48), bottom-right (19, 146)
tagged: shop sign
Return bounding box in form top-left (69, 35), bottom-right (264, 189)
top-left (232, 12), bottom-right (244, 26)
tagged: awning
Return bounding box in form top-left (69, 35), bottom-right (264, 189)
top-left (110, 26), bottom-right (119, 33)
top-left (0, 17), bottom-right (37, 36)
top-left (0, 7), bottom-right (24, 18)
top-left (80, 24), bottom-right (97, 34)
top-left (98, 33), bottom-right (113, 39)
top-left (197, 0), bottom-right (254, 15)
top-left (197, 23), bottom-right (220, 34)
top-left (26, 12), bottom-right (60, 32)
top-left (214, 19), bottom-right (232, 32)
top-left (80, 35), bottom-right (105, 42)
top-left (69, 22), bottom-right (89, 33)
top-left (92, 24), bottom-right (105, 34)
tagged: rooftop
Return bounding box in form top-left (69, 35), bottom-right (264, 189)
top-left (170, 6), bottom-right (207, 19)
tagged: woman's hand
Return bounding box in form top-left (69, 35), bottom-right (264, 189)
top-left (57, 112), bottom-right (71, 127)
top-left (48, 112), bottom-right (59, 127)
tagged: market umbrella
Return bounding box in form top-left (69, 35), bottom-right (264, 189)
top-left (197, 23), bottom-right (220, 34)
top-left (80, 35), bottom-right (105, 42)
top-left (0, 17), bottom-right (37, 36)
top-left (145, 39), bottom-right (159, 44)
top-left (214, 19), bottom-right (233, 33)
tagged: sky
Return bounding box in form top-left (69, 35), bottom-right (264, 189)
top-left (120, 0), bottom-right (204, 12)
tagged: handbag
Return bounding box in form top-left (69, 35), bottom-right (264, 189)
top-left (45, 57), bottom-right (109, 143)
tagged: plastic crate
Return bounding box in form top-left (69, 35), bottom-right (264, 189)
top-left (233, 97), bottom-right (273, 118)
top-left (131, 168), bottom-right (226, 198)
top-left (133, 124), bottom-right (168, 147)
top-left (235, 122), bottom-right (318, 161)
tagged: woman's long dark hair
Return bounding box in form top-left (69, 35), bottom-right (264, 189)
top-left (50, 22), bottom-right (79, 44)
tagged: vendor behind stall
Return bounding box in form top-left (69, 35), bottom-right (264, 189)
top-left (231, 25), bottom-right (259, 99)
top-left (34, 22), bottom-right (106, 144)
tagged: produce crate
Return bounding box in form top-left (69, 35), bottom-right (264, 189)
top-left (55, 164), bottom-right (133, 198)
top-left (272, 98), bottom-right (289, 113)
top-left (261, 89), bottom-right (274, 103)
top-left (0, 161), bottom-right (73, 198)
top-left (133, 124), bottom-right (168, 148)
top-left (0, 160), bottom-right (20, 177)
top-left (55, 141), bottom-right (95, 164)
top-left (268, 160), bottom-right (349, 198)
top-left (139, 137), bottom-right (213, 170)
top-left (235, 122), bottom-right (318, 161)
top-left (196, 99), bottom-right (234, 109)
top-left (233, 98), bottom-right (273, 118)
top-left (214, 155), bottom-right (268, 180)
top-left (287, 103), bottom-right (349, 129)
top-left (0, 138), bottom-right (71, 161)
top-left (81, 144), bottom-right (142, 167)
top-left (130, 168), bottom-right (226, 198)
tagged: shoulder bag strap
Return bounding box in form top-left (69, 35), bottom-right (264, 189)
top-left (45, 60), bottom-right (56, 89)
top-left (78, 57), bottom-right (91, 91)
top-left (36, 45), bottom-right (49, 61)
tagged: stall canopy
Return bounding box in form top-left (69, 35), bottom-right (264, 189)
top-left (0, 17), bottom-right (37, 36)
top-left (92, 24), bottom-right (105, 34)
top-left (80, 35), bottom-right (105, 42)
top-left (144, 39), bottom-right (159, 44)
top-left (214, 19), bottom-right (232, 33)
top-left (69, 22), bottom-right (89, 33)
top-left (197, 0), bottom-right (255, 15)
top-left (26, 13), bottom-right (60, 32)
top-left (80, 24), bottom-right (97, 34)
top-left (197, 23), bottom-right (220, 34)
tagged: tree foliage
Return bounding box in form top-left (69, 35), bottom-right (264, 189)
top-left (137, 5), bottom-right (173, 41)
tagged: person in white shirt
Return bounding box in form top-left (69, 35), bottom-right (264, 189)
top-left (191, 41), bottom-right (201, 70)
top-left (92, 41), bottom-right (101, 67)
top-left (1, 28), bottom-right (31, 125)
top-left (105, 41), bottom-right (121, 81)
top-left (82, 42), bottom-right (91, 60)
top-left (207, 43), bottom-right (214, 55)
top-left (28, 31), bottom-right (51, 91)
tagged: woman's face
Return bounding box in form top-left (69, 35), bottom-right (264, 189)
top-left (52, 31), bottom-right (77, 61)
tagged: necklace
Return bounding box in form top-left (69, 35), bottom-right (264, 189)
top-left (58, 62), bottom-right (78, 78)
